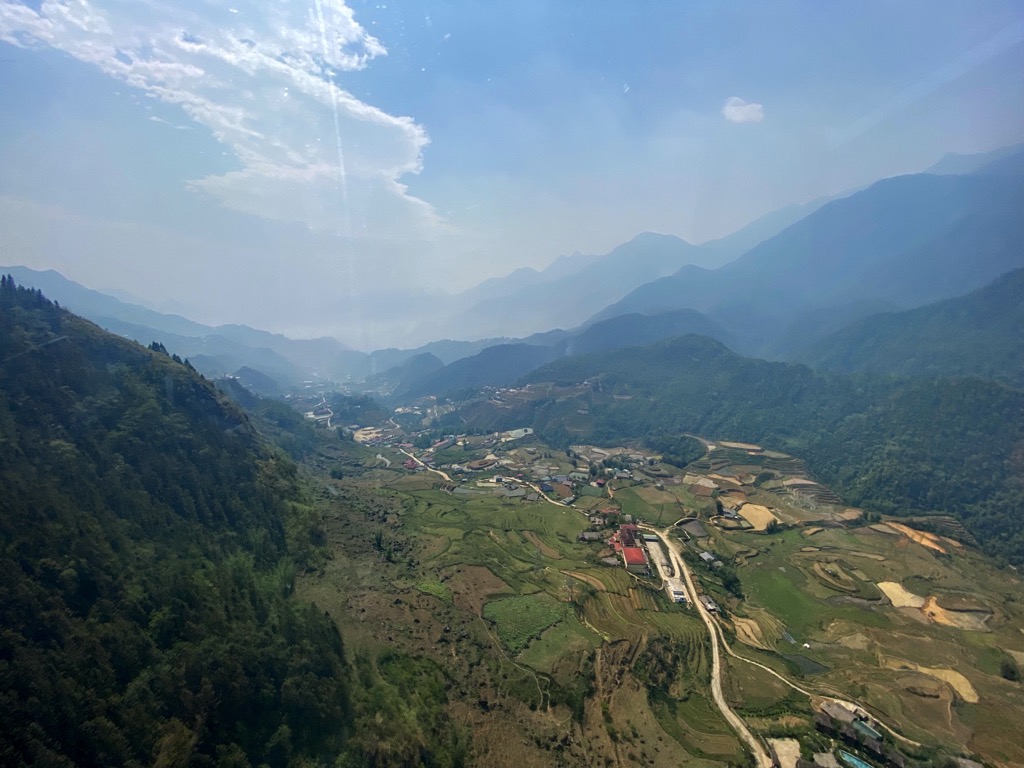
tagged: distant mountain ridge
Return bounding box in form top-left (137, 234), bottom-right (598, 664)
top-left (391, 308), bottom-right (731, 401)
top-left (427, 196), bottom-right (837, 341)
top-left (797, 267), bottom-right (1024, 385)
top-left (591, 151), bottom-right (1024, 357)
top-left (0, 266), bottom-right (355, 383)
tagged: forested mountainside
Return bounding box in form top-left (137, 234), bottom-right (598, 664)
top-left (490, 335), bottom-right (1024, 565)
top-left (0, 278), bottom-right (352, 766)
top-left (797, 267), bottom-right (1024, 385)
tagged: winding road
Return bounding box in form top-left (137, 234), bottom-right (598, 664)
top-left (642, 524), bottom-right (772, 768)
top-left (641, 523), bottom-right (922, 753)
top-left (397, 448), bottom-right (453, 482)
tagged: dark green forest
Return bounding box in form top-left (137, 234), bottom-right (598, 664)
top-left (798, 266), bottom-right (1024, 385)
top-left (0, 278), bottom-right (353, 767)
top-left (514, 335), bottom-right (1024, 565)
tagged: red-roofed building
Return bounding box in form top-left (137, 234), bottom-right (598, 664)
top-left (622, 546), bottom-right (647, 573)
top-left (619, 523), bottom-right (640, 548)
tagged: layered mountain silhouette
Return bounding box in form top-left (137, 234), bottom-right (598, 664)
top-left (590, 151), bottom-right (1024, 357)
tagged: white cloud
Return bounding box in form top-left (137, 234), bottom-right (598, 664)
top-left (722, 96), bottom-right (764, 124)
top-left (0, 0), bottom-right (440, 239)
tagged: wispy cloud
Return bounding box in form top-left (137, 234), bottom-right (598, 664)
top-left (0, 0), bottom-right (440, 239)
top-left (722, 96), bottom-right (764, 124)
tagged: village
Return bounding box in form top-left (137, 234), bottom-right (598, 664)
top-left (294, 391), bottom-right (999, 768)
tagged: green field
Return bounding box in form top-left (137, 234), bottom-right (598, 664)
top-left (483, 594), bottom-right (568, 652)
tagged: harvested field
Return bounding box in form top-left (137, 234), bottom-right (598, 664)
top-left (684, 473), bottom-right (717, 488)
top-left (887, 522), bottom-right (960, 554)
top-left (768, 738), bottom-right (801, 768)
top-left (635, 485), bottom-right (680, 505)
top-left (732, 616), bottom-right (771, 650)
top-left (836, 632), bottom-right (871, 651)
top-left (678, 519), bottom-right (709, 538)
top-left (844, 551), bottom-right (886, 561)
top-left (812, 561), bottom-right (857, 592)
top-left (522, 530), bottom-right (561, 559)
top-left (880, 657), bottom-right (979, 703)
top-left (720, 441), bottom-right (763, 451)
top-left (878, 581), bottom-right (926, 608)
top-left (561, 570), bottom-right (606, 592)
top-left (870, 523), bottom-right (899, 535)
top-left (737, 503), bottom-right (777, 531)
top-left (922, 596), bottom-right (991, 631)
top-left (935, 594), bottom-right (990, 612)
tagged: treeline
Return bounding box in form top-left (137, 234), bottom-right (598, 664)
top-left (517, 334), bottom-right (1024, 565)
top-left (0, 277), bottom-right (351, 766)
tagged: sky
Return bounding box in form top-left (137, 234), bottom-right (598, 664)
top-left (0, 0), bottom-right (1023, 348)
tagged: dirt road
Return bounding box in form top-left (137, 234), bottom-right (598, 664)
top-left (642, 525), bottom-right (772, 768)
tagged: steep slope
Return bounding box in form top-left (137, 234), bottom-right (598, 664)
top-left (370, 351), bottom-right (445, 398)
top-left (1, 266), bottom-right (355, 383)
top-left (555, 309), bottom-right (733, 358)
top-left (592, 166), bottom-right (1024, 356)
top-left (0, 278), bottom-right (352, 766)
top-left (797, 267), bottom-right (1024, 385)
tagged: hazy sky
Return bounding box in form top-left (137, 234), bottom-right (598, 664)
top-left (1, 1), bottom-right (1023, 346)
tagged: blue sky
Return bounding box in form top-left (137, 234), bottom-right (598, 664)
top-left (1, 1), bottom-right (1022, 346)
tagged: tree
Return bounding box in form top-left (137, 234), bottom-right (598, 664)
top-left (1001, 657), bottom-right (1021, 682)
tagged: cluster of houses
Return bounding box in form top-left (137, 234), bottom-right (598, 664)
top-left (812, 702), bottom-right (904, 767)
top-left (608, 523), bottom-right (649, 573)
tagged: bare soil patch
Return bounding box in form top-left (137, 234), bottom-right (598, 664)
top-left (732, 616), bottom-right (771, 650)
top-left (887, 522), bottom-right (959, 554)
top-left (922, 596), bottom-right (991, 632)
top-left (720, 441), bottom-right (763, 450)
top-left (737, 503), bottom-right (777, 531)
top-left (880, 656), bottom-right (979, 703)
top-left (768, 738), bottom-right (801, 768)
top-left (802, 526), bottom-right (824, 537)
top-left (877, 581), bottom-right (926, 609)
top-left (445, 565), bottom-right (513, 615)
top-left (870, 523), bottom-right (899, 535)
top-left (844, 550), bottom-right (886, 561)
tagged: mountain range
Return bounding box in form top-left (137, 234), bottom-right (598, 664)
top-left (5, 144), bottom-right (1023, 399)
top-left (591, 153), bottom-right (1024, 357)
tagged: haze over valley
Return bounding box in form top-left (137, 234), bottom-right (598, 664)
top-left (3, 3), bottom-right (1024, 767)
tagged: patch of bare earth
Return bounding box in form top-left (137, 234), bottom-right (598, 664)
top-left (445, 565), bottom-right (514, 615)
top-left (922, 596), bottom-right (991, 632)
top-left (877, 581), bottom-right (926, 608)
top-left (880, 656), bottom-right (979, 703)
top-left (737, 503), bottom-right (777, 531)
top-left (732, 616), bottom-right (771, 650)
top-left (887, 522), bottom-right (962, 554)
top-left (768, 738), bottom-right (801, 768)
